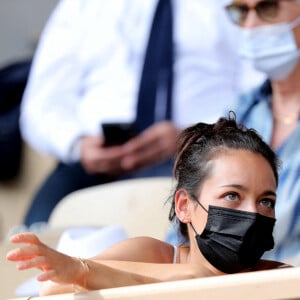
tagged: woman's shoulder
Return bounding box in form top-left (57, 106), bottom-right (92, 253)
top-left (94, 236), bottom-right (174, 263)
top-left (133, 237), bottom-right (175, 263)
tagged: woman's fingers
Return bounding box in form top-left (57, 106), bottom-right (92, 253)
top-left (15, 255), bottom-right (49, 271)
top-left (10, 232), bottom-right (41, 244)
top-left (7, 233), bottom-right (51, 264)
top-left (7, 232), bottom-right (79, 285)
top-left (6, 244), bottom-right (41, 261)
top-left (37, 269), bottom-right (57, 282)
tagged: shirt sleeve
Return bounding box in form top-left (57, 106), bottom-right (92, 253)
top-left (20, 0), bottom-right (137, 163)
top-left (20, 0), bottom-right (86, 162)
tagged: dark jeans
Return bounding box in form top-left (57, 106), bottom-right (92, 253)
top-left (24, 160), bottom-right (174, 226)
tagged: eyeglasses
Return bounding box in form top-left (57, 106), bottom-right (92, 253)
top-left (225, 0), bottom-right (295, 26)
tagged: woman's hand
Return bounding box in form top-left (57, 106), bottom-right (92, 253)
top-left (6, 233), bottom-right (83, 285)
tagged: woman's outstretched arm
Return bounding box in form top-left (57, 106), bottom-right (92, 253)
top-left (6, 233), bottom-right (213, 295)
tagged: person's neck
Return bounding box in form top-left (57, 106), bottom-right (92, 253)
top-left (272, 63), bottom-right (300, 99)
top-left (269, 68), bottom-right (300, 149)
top-left (271, 66), bottom-right (300, 123)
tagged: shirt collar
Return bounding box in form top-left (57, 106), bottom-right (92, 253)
top-left (254, 79), bottom-right (272, 105)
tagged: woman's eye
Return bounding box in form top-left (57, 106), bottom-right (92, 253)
top-left (224, 193), bottom-right (239, 202)
top-left (260, 198), bottom-right (275, 208)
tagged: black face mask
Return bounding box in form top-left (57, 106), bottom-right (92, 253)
top-left (191, 204), bottom-right (276, 274)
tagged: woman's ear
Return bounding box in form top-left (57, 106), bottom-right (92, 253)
top-left (175, 189), bottom-right (192, 223)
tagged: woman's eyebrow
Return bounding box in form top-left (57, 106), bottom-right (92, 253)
top-left (220, 184), bottom-right (246, 190)
top-left (262, 190), bottom-right (277, 197)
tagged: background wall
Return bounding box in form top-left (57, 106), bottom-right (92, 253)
top-left (0, 0), bottom-right (59, 239)
top-left (0, 0), bottom-right (58, 67)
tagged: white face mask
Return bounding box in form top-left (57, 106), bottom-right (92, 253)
top-left (238, 17), bottom-right (300, 80)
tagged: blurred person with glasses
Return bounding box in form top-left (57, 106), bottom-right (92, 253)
top-left (224, 0), bottom-right (300, 265)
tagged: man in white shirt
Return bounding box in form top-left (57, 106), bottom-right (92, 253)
top-left (21, 0), bottom-right (258, 226)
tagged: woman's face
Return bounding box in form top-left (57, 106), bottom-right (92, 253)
top-left (189, 149), bottom-right (277, 235)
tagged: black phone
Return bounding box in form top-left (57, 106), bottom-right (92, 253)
top-left (101, 122), bottom-right (137, 147)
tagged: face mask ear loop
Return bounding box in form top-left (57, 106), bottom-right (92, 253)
top-left (189, 196), bottom-right (208, 236)
top-left (189, 222), bottom-right (198, 235)
top-left (195, 199), bottom-right (208, 213)
top-left (190, 193), bottom-right (208, 213)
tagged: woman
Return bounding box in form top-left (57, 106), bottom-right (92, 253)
top-left (224, 0), bottom-right (300, 263)
top-left (6, 116), bottom-right (288, 295)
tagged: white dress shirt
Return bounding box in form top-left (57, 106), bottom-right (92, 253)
top-left (21, 0), bottom-right (253, 162)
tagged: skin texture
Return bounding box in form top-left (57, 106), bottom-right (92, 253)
top-left (81, 121), bottom-right (179, 175)
top-left (234, 0), bottom-right (300, 149)
top-left (6, 149), bottom-right (284, 295)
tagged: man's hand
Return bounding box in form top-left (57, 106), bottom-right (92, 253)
top-left (80, 121), bottom-right (180, 175)
top-left (80, 136), bottom-right (127, 176)
top-left (120, 121), bottom-right (180, 171)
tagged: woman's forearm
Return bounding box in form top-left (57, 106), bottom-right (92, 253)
top-left (40, 257), bottom-right (214, 295)
top-left (40, 261), bottom-right (161, 296)
top-left (82, 260), bottom-right (213, 290)
top-left (82, 260), bottom-right (161, 290)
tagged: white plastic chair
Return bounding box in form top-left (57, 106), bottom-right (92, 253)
top-left (48, 177), bottom-right (175, 240)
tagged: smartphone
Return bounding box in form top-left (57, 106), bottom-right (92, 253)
top-left (101, 122), bottom-right (137, 147)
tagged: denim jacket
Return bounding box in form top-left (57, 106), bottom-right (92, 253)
top-left (235, 80), bottom-right (300, 263)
